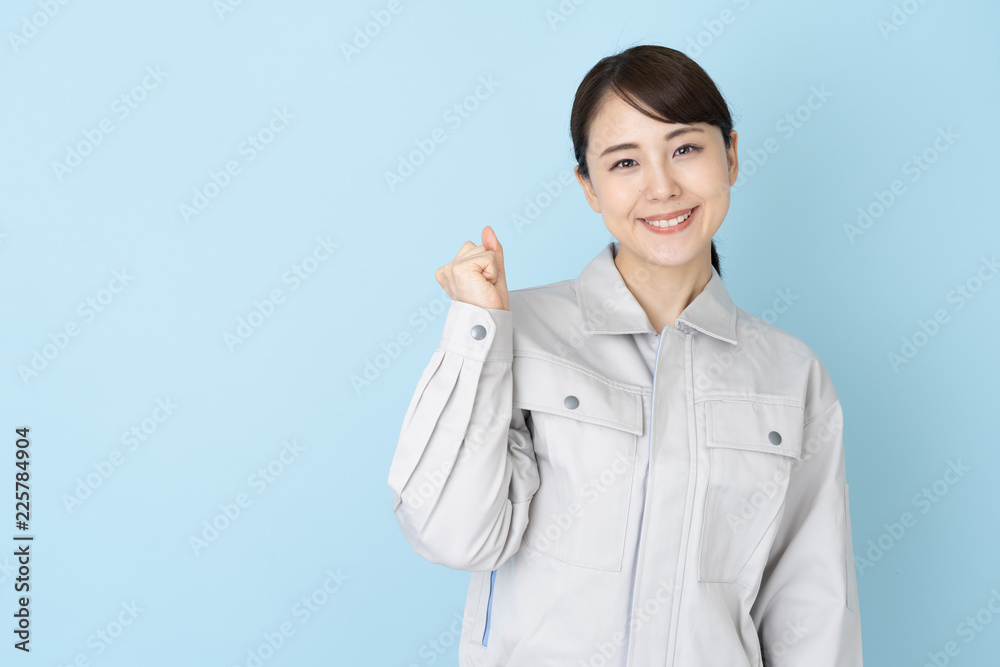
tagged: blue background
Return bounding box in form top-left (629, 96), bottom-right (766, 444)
top-left (1, 0), bottom-right (998, 664)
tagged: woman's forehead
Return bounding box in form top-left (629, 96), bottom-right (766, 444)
top-left (589, 99), bottom-right (710, 153)
top-left (592, 93), bottom-right (701, 133)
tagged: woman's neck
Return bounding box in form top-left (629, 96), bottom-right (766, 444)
top-left (613, 243), bottom-right (713, 335)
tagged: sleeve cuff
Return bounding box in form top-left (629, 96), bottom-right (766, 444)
top-left (438, 299), bottom-right (512, 363)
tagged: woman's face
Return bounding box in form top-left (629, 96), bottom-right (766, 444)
top-left (575, 92), bottom-right (739, 275)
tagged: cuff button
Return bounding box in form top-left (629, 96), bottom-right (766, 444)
top-left (470, 324), bottom-right (487, 340)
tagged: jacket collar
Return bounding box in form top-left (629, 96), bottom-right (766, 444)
top-left (576, 241), bottom-right (739, 345)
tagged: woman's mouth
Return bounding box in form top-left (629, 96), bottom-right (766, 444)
top-left (639, 206), bottom-right (697, 233)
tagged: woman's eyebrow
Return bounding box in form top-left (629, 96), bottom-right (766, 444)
top-left (599, 126), bottom-right (705, 158)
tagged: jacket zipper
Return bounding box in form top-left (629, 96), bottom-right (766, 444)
top-left (481, 569), bottom-right (497, 646)
top-left (624, 330), bottom-right (663, 664)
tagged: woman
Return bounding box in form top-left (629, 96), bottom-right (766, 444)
top-left (387, 44), bottom-right (862, 666)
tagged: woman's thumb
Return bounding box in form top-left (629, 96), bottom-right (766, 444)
top-left (482, 225), bottom-right (503, 264)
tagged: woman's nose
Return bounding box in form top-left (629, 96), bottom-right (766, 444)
top-left (644, 164), bottom-right (680, 200)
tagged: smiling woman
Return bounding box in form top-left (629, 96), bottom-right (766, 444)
top-left (570, 46), bottom-right (739, 333)
top-left (388, 44), bottom-right (862, 667)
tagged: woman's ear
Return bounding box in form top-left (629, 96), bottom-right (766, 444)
top-left (726, 130), bottom-right (739, 186)
top-left (575, 166), bottom-right (602, 214)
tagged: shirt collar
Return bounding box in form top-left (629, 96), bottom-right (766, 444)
top-left (575, 240), bottom-right (739, 345)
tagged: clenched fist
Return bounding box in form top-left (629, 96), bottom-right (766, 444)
top-left (435, 225), bottom-right (509, 311)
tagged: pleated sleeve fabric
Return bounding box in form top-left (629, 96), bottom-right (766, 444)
top-left (387, 299), bottom-right (540, 572)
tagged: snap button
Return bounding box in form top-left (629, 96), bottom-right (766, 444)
top-left (564, 395), bottom-right (579, 409)
top-left (470, 324), bottom-right (487, 340)
top-left (768, 431), bottom-right (782, 446)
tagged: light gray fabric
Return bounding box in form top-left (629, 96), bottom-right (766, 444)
top-left (388, 241), bottom-right (862, 666)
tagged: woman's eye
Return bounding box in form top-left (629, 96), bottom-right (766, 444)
top-left (612, 146), bottom-right (702, 171)
top-left (611, 158), bottom-right (638, 171)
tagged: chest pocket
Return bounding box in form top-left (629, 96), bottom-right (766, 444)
top-left (698, 398), bottom-right (804, 586)
top-left (512, 355), bottom-right (643, 571)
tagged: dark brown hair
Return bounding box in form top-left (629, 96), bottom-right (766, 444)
top-left (570, 44), bottom-right (735, 278)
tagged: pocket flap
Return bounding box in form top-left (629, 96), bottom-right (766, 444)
top-left (512, 355), bottom-right (643, 435)
top-left (706, 399), bottom-right (804, 459)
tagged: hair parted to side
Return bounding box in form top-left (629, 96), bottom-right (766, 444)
top-left (570, 44), bottom-right (736, 279)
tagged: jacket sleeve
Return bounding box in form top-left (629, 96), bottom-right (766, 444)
top-left (386, 299), bottom-right (540, 572)
top-left (751, 363), bottom-right (863, 666)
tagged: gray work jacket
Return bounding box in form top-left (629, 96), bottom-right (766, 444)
top-left (387, 240), bottom-right (863, 666)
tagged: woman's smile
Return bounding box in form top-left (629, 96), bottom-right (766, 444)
top-left (639, 205), bottom-right (698, 233)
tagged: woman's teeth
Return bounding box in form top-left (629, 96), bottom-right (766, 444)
top-left (642, 209), bottom-right (693, 228)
